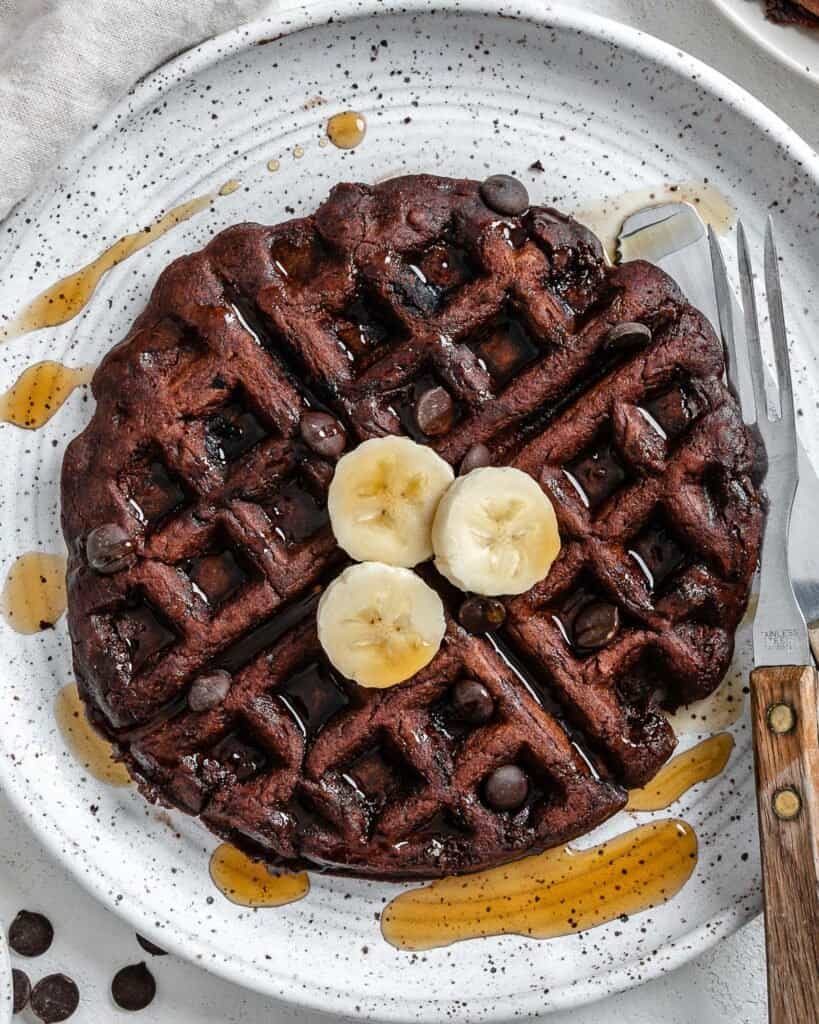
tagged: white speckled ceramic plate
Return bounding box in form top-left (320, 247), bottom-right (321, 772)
top-left (710, 0), bottom-right (819, 82)
top-left (1, 2), bottom-right (818, 1019)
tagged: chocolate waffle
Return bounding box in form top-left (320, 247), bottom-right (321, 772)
top-left (61, 174), bottom-right (763, 878)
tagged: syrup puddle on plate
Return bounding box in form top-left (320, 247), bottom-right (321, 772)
top-left (381, 819), bottom-right (697, 951)
top-left (627, 733), bottom-right (734, 812)
top-left (0, 190), bottom-right (220, 342)
top-left (210, 844), bottom-right (310, 907)
top-left (326, 110), bottom-right (367, 150)
top-left (55, 684), bottom-right (131, 787)
top-left (0, 360), bottom-right (94, 429)
top-left (0, 552), bottom-right (67, 633)
top-left (573, 180), bottom-right (735, 262)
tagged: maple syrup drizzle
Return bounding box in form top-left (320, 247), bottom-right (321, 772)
top-left (1, 192), bottom-right (215, 342)
top-left (381, 819), bottom-right (697, 951)
top-left (210, 843), bottom-right (310, 907)
top-left (573, 181), bottom-right (734, 263)
top-left (0, 552), bottom-right (67, 633)
top-left (0, 360), bottom-right (94, 429)
top-left (326, 111), bottom-right (367, 150)
top-left (627, 733), bottom-right (734, 812)
top-left (55, 683), bottom-right (131, 787)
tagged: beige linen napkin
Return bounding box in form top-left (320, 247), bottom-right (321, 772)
top-left (0, 0), bottom-right (281, 219)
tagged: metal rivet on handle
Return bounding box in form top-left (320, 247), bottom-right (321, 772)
top-left (772, 787), bottom-right (802, 821)
top-left (767, 702), bottom-right (796, 735)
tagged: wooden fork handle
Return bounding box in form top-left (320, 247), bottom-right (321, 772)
top-left (750, 665), bottom-right (819, 1024)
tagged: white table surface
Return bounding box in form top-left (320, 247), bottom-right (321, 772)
top-left (4, 0), bottom-right (818, 1021)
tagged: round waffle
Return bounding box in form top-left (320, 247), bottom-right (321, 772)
top-left (61, 174), bottom-right (763, 879)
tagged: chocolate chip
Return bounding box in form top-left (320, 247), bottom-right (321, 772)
top-left (479, 174), bottom-right (529, 217)
top-left (85, 524), bottom-right (136, 574)
top-left (458, 596), bottom-right (506, 634)
top-left (459, 443), bottom-right (492, 475)
top-left (450, 679), bottom-right (494, 723)
top-left (187, 669), bottom-right (232, 712)
top-left (573, 601), bottom-right (619, 651)
top-left (136, 933), bottom-right (167, 957)
top-left (299, 411), bottom-right (346, 458)
top-left (29, 974), bottom-right (79, 1022)
top-left (111, 963), bottom-right (156, 1012)
top-left (604, 321), bottom-right (652, 352)
top-left (13, 969), bottom-right (31, 1013)
top-left (483, 765), bottom-right (529, 811)
top-left (8, 911), bottom-right (53, 957)
top-left (414, 386), bottom-right (454, 436)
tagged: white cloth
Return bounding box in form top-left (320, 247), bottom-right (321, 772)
top-left (0, 0), bottom-right (277, 219)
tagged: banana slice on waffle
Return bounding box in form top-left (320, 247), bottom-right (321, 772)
top-left (432, 466), bottom-right (561, 596)
top-left (317, 562), bottom-right (446, 688)
top-left (328, 436), bottom-right (454, 567)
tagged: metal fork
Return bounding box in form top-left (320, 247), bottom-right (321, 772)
top-left (710, 221), bottom-right (819, 1024)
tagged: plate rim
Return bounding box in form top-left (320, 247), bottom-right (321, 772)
top-left (709, 0), bottom-right (819, 84)
top-left (2, 0), bottom-right (818, 1017)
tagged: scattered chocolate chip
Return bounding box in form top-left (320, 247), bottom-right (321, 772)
top-left (604, 321), bottom-right (652, 352)
top-left (111, 963), bottom-right (156, 1012)
top-left (136, 933), bottom-right (167, 957)
top-left (483, 765), bottom-right (529, 811)
top-left (529, 159), bottom-right (545, 172)
top-left (458, 596), bottom-right (506, 634)
top-left (479, 174), bottom-right (530, 217)
top-left (85, 524), bottom-right (136, 574)
top-left (13, 969), bottom-right (31, 1014)
top-left (414, 386), bottom-right (454, 436)
top-left (29, 974), bottom-right (79, 1022)
top-left (459, 443), bottom-right (492, 475)
top-left (450, 679), bottom-right (494, 724)
top-left (187, 669), bottom-right (232, 712)
top-left (299, 411), bottom-right (346, 458)
top-left (573, 601), bottom-right (619, 651)
top-left (8, 910), bottom-right (54, 957)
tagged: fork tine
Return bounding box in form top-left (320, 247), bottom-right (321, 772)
top-left (708, 226), bottom-right (752, 422)
top-left (764, 217), bottom-right (795, 430)
top-left (736, 221), bottom-right (769, 423)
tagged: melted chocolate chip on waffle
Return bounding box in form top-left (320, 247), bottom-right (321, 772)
top-left (62, 175), bottom-right (763, 878)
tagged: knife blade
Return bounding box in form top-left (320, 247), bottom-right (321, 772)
top-left (616, 202), bottom-right (819, 659)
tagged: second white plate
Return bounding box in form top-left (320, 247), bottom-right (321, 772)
top-left (711, 0), bottom-right (819, 82)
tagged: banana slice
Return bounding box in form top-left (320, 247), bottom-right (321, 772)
top-left (317, 562), bottom-right (446, 688)
top-left (432, 466), bottom-right (561, 596)
top-left (328, 436), bottom-right (454, 567)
